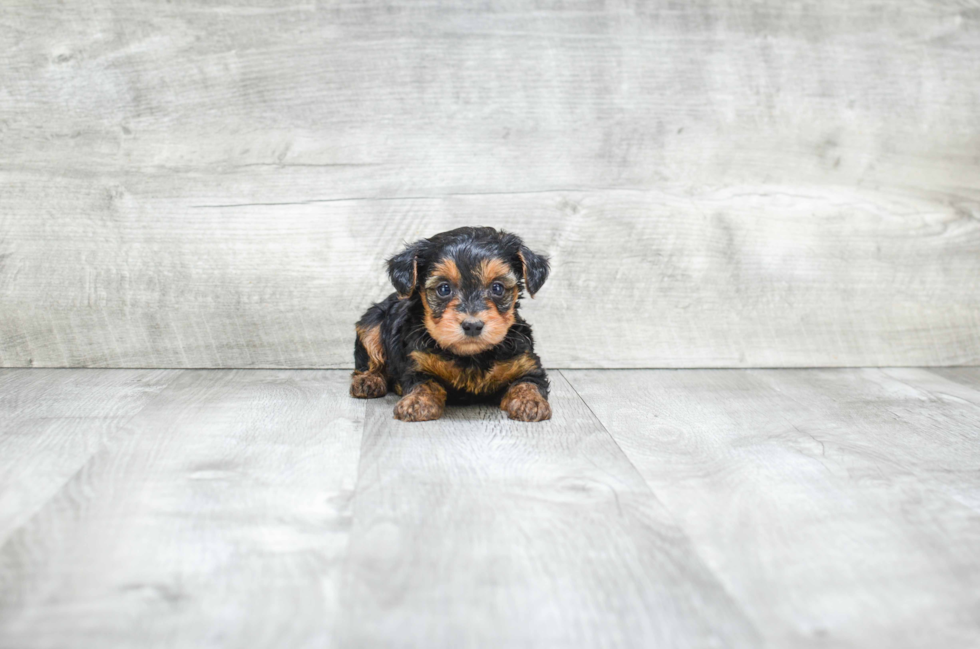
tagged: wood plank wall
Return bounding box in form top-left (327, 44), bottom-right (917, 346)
top-left (1, 0), bottom-right (978, 368)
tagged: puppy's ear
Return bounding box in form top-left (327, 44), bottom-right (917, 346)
top-left (386, 240), bottom-right (424, 298)
top-left (518, 244), bottom-right (550, 298)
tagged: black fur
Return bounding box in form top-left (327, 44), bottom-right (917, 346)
top-left (355, 227), bottom-right (550, 406)
top-left (517, 243), bottom-right (549, 297)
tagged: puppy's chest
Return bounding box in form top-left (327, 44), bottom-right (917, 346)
top-left (410, 351), bottom-right (535, 394)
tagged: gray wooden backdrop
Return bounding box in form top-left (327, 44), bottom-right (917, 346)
top-left (2, 0), bottom-right (979, 369)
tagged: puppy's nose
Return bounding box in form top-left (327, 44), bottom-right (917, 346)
top-left (461, 319), bottom-right (484, 337)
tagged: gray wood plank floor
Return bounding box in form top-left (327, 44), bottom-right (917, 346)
top-left (1, 368), bottom-right (978, 648)
top-left (564, 368), bottom-right (980, 649)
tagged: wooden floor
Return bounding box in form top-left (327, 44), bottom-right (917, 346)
top-left (1, 368), bottom-right (978, 648)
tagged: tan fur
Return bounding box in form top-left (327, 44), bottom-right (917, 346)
top-left (517, 250), bottom-right (538, 298)
top-left (500, 382), bottom-right (551, 421)
top-left (478, 258), bottom-right (516, 288)
top-left (422, 256), bottom-right (518, 355)
top-left (351, 324), bottom-right (387, 398)
top-left (393, 381), bottom-right (447, 422)
top-left (423, 296), bottom-right (470, 351)
top-left (410, 351), bottom-right (538, 395)
top-left (350, 371), bottom-right (387, 398)
top-left (422, 295), bottom-right (513, 356)
top-left (355, 324), bottom-right (385, 373)
top-left (427, 257), bottom-right (462, 287)
top-left (477, 297), bottom-right (514, 350)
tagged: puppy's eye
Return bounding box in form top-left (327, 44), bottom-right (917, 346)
top-left (490, 282), bottom-right (505, 297)
top-left (436, 283), bottom-right (452, 297)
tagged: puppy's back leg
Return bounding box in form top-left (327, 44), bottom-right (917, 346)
top-left (350, 319), bottom-right (388, 399)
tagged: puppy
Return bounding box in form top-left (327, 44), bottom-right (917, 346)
top-left (350, 227), bottom-right (551, 422)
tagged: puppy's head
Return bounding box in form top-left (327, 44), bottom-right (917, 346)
top-left (386, 227), bottom-right (549, 355)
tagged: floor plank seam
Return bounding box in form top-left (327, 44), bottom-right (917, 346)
top-left (330, 393), bottom-right (374, 641)
top-left (558, 370), bottom-right (650, 489)
top-left (0, 370), bottom-right (188, 552)
top-left (559, 369), bottom-right (769, 643)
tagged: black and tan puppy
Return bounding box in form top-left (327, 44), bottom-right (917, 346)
top-left (350, 227), bottom-right (551, 422)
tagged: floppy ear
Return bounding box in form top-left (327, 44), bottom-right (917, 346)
top-left (386, 241), bottom-right (423, 298)
top-left (518, 244), bottom-right (550, 298)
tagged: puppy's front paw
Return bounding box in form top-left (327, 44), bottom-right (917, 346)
top-left (501, 382), bottom-right (551, 422)
top-left (393, 382), bottom-right (446, 422)
top-left (351, 371), bottom-right (387, 398)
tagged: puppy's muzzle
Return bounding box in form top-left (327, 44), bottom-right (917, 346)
top-left (461, 319), bottom-right (485, 337)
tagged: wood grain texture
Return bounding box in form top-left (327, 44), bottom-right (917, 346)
top-left (0, 369), bottom-right (176, 545)
top-left (340, 371), bottom-right (761, 648)
top-left (0, 370), bottom-right (364, 648)
top-left (3, 368), bottom-right (980, 646)
top-left (931, 367), bottom-right (980, 400)
top-left (2, 0), bottom-right (980, 368)
top-left (564, 368), bottom-right (980, 649)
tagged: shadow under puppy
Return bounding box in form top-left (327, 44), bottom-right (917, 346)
top-left (351, 227), bottom-right (551, 422)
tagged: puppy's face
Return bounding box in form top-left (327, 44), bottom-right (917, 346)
top-left (421, 254), bottom-right (519, 355)
top-left (386, 227), bottom-right (550, 356)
